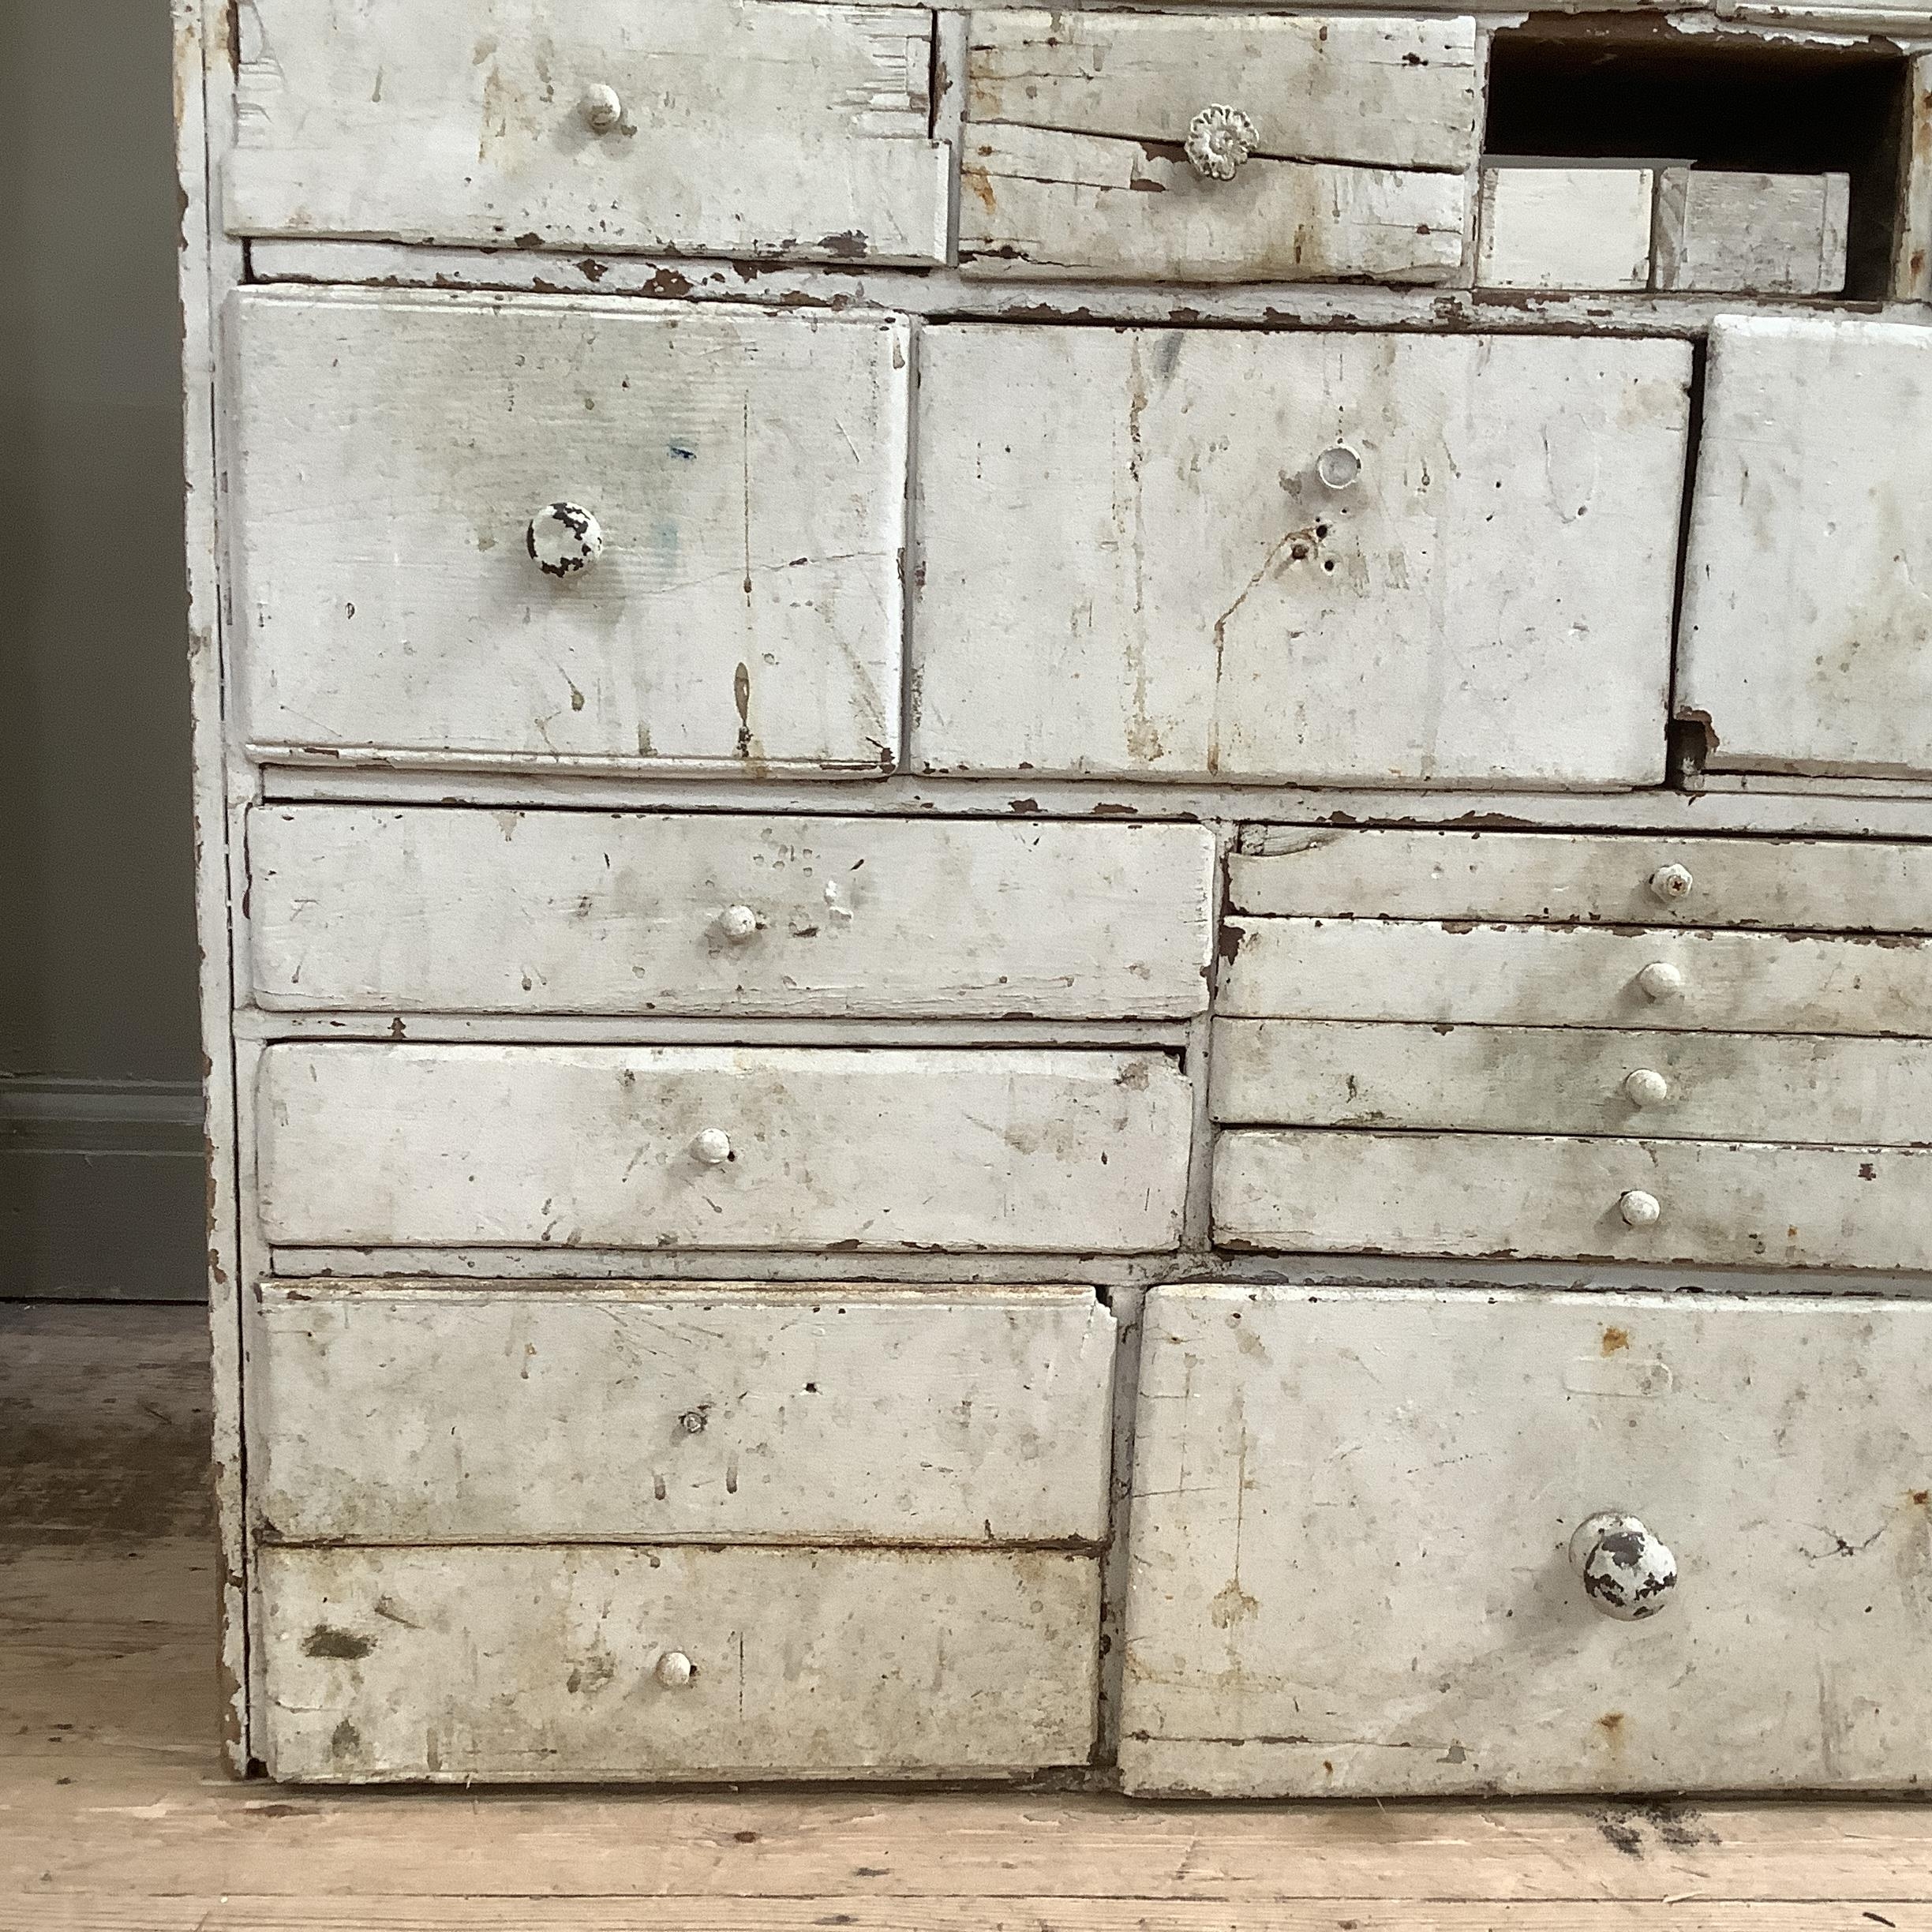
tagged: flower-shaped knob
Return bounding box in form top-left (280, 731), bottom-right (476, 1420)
top-left (1619, 1188), bottom-right (1662, 1228)
top-left (691, 1128), bottom-right (732, 1166)
top-left (655, 1649), bottom-right (695, 1688)
top-left (528, 502), bottom-right (603, 577)
top-left (1623, 1068), bottom-right (1670, 1109)
top-left (717, 904), bottom-right (759, 945)
top-left (1570, 1511), bottom-right (1678, 1620)
top-left (581, 84), bottom-right (623, 134)
top-left (1635, 960), bottom-right (1684, 1002)
top-left (1649, 862), bottom-right (1694, 904)
top-left (1185, 104), bottom-right (1258, 182)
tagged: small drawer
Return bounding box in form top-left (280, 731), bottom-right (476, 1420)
top-left (1212, 1129), bottom-right (1932, 1271)
top-left (260, 1544), bottom-right (1098, 1780)
top-left (256, 1044), bottom-right (1192, 1255)
top-left (228, 289), bottom-right (906, 770)
top-left (247, 807), bottom-right (1215, 1019)
top-left (960, 9), bottom-right (1476, 282)
top-left (251, 1282), bottom-right (1115, 1544)
top-left (227, 0), bottom-right (950, 265)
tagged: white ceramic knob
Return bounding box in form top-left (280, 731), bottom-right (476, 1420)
top-left (1316, 445), bottom-right (1363, 491)
top-left (1635, 960), bottom-right (1684, 1002)
top-left (1623, 1068), bottom-right (1670, 1109)
top-left (717, 904), bottom-right (759, 945)
top-left (691, 1127), bottom-right (732, 1166)
top-left (1185, 103), bottom-right (1258, 182)
top-left (1569, 1511), bottom-right (1678, 1620)
top-left (655, 1649), bottom-right (695, 1688)
top-left (1649, 862), bottom-right (1694, 904)
top-left (581, 84), bottom-right (623, 133)
top-left (1619, 1189), bottom-right (1662, 1228)
top-left (528, 502), bottom-right (603, 577)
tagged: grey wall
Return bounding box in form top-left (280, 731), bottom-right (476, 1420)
top-left (1, 3), bottom-right (205, 1298)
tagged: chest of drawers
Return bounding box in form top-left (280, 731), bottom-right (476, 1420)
top-left (178, 0), bottom-right (1932, 1792)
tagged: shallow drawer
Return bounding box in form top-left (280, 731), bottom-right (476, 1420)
top-left (960, 10), bottom-right (1474, 282)
top-left (247, 808), bottom-right (1214, 1018)
top-left (260, 1544), bottom-right (1098, 1780)
top-left (1221, 919), bottom-right (1932, 1039)
top-left (256, 1044), bottom-right (1191, 1254)
top-left (914, 329), bottom-right (1688, 784)
top-left (229, 289), bottom-right (905, 770)
top-left (227, 0), bottom-right (949, 265)
top-left (252, 1282), bottom-right (1114, 1543)
top-left (1122, 1287), bottom-right (1932, 1795)
top-left (1230, 828), bottom-right (1932, 934)
top-left (1212, 1129), bottom-right (1932, 1271)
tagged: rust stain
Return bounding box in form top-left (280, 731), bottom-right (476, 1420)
top-left (1601, 1326), bottom-right (1631, 1357)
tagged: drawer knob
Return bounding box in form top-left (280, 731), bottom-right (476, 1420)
top-left (1618, 1188), bottom-right (1662, 1228)
top-left (717, 904), bottom-right (759, 945)
top-left (1316, 445), bottom-right (1363, 491)
top-left (1648, 862), bottom-right (1694, 904)
top-left (1634, 960), bottom-right (1684, 1002)
top-left (691, 1127), bottom-right (733, 1166)
top-left (1622, 1068), bottom-right (1670, 1109)
top-left (528, 501), bottom-right (604, 578)
top-left (1185, 104), bottom-right (1258, 182)
top-left (1570, 1511), bottom-right (1678, 1621)
top-left (655, 1649), bottom-right (695, 1689)
top-left (581, 84), bottom-right (624, 134)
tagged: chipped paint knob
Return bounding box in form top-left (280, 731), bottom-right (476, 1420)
top-left (528, 502), bottom-right (603, 577)
top-left (655, 1649), bottom-right (695, 1688)
top-left (1618, 1189), bottom-right (1662, 1228)
top-left (717, 904), bottom-right (759, 945)
top-left (1648, 862), bottom-right (1694, 904)
top-left (691, 1127), bottom-right (732, 1166)
top-left (580, 84), bottom-right (624, 134)
top-left (1316, 445), bottom-right (1363, 491)
top-left (1623, 1068), bottom-right (1670, 1110)
top-left (1635, 960), bottom-right (1684, 1002)
top-left (1570, 1511), bottom-right (1678, 1620)
top-left (1185, 104), bottom-right (1258, 182)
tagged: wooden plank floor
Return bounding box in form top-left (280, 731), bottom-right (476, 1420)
top-left (6, 1303), bottom-right (1932, 1931)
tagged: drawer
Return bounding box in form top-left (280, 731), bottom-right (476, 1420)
top-left (1678, 316), bottom-right (1932, 780)
top-left (1220, 919), bottom-right (1932, 1039)
top-left (1230, 827), bottom-right (1932, 934)
top-left (960, 10), bottom-right (1475, 283)
top-left (227, 0), bottom-right (949, 265)
top-left (251, 1282), bottom-right (1114, 1543)
top-left (913, 329), bottom-right (1689, 784)
top-left (256, 1045), bottom-right (1192, 1254)
top-left (1212, 1129), bottom-right (1932, 1270)
top-left (228, 290), bottom-right (905, 769)
top-left (260, 1544), bottom-right (1098, 1780)
top-left (1121, 1287), bottom-right (1932, 1795)
top-left (247, 808), bottom-right (1215, 1018)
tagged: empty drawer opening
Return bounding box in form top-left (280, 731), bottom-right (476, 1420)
top-left (1483, 17), bottom-right (1911, 299)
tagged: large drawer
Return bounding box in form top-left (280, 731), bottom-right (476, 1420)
top-left (260, 1544), bottom-right (1098, 1780)
top-left (913, 329), bottom-right (1689, 784)
top-left (1122, 1287), bottom-right (1932, 1795)
top-left (251, 1282), bottom-right (1114, 1544)
top-left (227, 290), bottom-right (906, 769)
top-left (227, 0), bottom-right (950, 265)
top-left (960, 11), bottom-right (1475, 282)
top-left (1212, 1129), bottom-right (1932, 1271)
top-left (256, 1045), bottom-right (1192, 1253)
top-left (247, 808), bottom-right (1215, 1018)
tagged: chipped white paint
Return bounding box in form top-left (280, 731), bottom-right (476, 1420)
top-left (1122, 1287), bottom-right (1932, 1795)
top-left (1571, 1512), bottom-right (1679, 1621)
top-left (226, 0), bottom-right (950, 264)
top-left (227, 288), bottom-right (907, 769)
top-left (1679, 316), bottom-right (1932, 780)
top-left (245, 807), bottom-right (1215, 1017)
top-left (249, 1282), bottom-right (1114, 1543)
top-left (1476, 164), bottom-right (1656, 291)
top-left (1653, 169), bottom-right (1849, 294)
top-left (525, 502), bottom-right (602, 578)
top-left (259, 1543), bottom-right (1099, 1780)
top-left (914, 328), bottom-right (1689, 784)
top-left (255, 1043), bottom-right (1193, 1253)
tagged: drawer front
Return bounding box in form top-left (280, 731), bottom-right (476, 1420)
top-left (227, 0), bottom-right (949, 265)
top-left (1122, 1288), bottom-right (1932, 1796)
top-left (252, 1282), bottom-right (1114, 1543)
top-left (229, 290), bottom-right (905, 769)
top-left (247, 808), bottom-right (1215, 1018)
top-left (1221, 919), bottom-right (1932, 1039)
top-left (256, 1045), bottom-right (1192, 1253)
top-left (914, 329), bottom-right (1688, 784)
top-left (1230, 828), bottom-right (1932, 934)
top-left (260, 1544), bottom-right (1098, 1780)
top-left (960, 12), bottom-right (1474, 283)
top-left (1212, 1020), bottom-right (1932, 1148)
top-left (1212, 1129), bottom-right (1932, 1270)
top-left (1678, 316), bottom-right (1932, 780)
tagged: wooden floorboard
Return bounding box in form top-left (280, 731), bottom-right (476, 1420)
top-left (4, 1301), bottom-right (1932, 1931)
